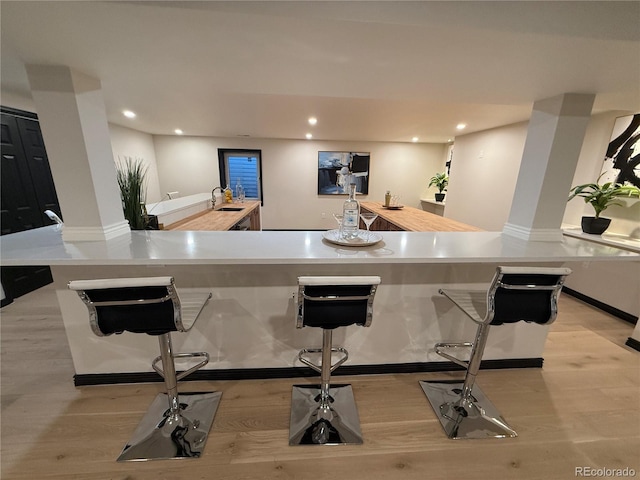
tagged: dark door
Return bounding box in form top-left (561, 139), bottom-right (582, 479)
top-left (17, 116), bottom-right (61, 222)
top-left (1, 108), bottom-right (59, 304)
top-left (1, 113), bottom-right (44, 234)
top-left (1, 266), bottom-right (53, 302)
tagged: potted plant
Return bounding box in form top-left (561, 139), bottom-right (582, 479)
top-left (116, 156), bottom-right (148, 230)
top-left (568, 173), bottom-right (640, 234)
top-left (428, 172), bottom-right (449, 202)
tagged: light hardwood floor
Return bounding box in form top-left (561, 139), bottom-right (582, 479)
top-left (1, 284), bottom-right (639, 480)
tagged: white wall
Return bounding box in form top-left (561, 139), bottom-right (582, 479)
top-left (447, 112), bottom-right (640, 236)
top-left (564, 111), bottom-right (640, 239)
top-left (563, 260), bottom-right (639, 318)
top-left (448, 112), bottom-right (639, 318)
top-left (0, 91), bottom-right (36, 113)
top-left (153, 135), bottom-right (446, 230)
top-left (152, 136), bottom-right (221, 204)
top-left (445, 122), bottom-right (528, 231)
top-left (563, 111), bottom-right (640, 319)
top-left (109, 124), bottom-right (161, 204)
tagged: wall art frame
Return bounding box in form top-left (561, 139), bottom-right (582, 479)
top-left (317, 151), bottom-right (370, 195)
top-left (600, 113), bottom-right (640, 188)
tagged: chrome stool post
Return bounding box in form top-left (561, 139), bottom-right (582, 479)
top-left (289, 275), bottom-right (381, 446)
top-left (69, 276), bottom-right (221, 461)
top-left (421, 266), bottom-right (571, 440)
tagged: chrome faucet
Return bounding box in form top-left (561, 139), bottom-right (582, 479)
top-left (211, 186), bottom-right (223, 209)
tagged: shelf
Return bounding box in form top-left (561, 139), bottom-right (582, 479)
top-left (562, 226), bottom-right (640, 253)
top-left (420, 198), bottom-right (446, 206)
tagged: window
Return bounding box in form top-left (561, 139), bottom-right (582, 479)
top-left (218, 149), bottom-right (263, 204)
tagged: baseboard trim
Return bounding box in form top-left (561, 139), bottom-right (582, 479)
top-left (74, 358), bottom-right (543, 386)
top-left (62, 221), bottom-right (131, 242)
top-left (502, 224), bottom-right (563, 242)
top-left (563, 287), bottom-right (638, 324)
top-left (625, 337), bottom-right (640, 352)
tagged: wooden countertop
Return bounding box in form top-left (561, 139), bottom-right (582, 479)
top-left (166, 200), bottom-right (260, 231)
top-left (360, 201), bottom-right (482, 232)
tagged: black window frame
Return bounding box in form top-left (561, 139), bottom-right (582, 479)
top-left (217, 148), bottom-right (263, 206)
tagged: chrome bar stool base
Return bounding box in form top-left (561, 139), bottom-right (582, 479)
top-left (68, 277), bottom-right (220, 462)
top-left (290, 276), bottom-right (381, 446)
top-left (420, 380), bottom-right (517, 440)
top-left (421, 267), bottom-right (571, 440)
top-left (118, 391), bottom-right (222, 462)
top-left (289, 384), bottom-right (363, 445)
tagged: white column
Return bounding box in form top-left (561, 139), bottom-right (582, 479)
top-left (503, 93), bottom-right (595, 242)
top-left (26, 65), bottom-right (129, 241)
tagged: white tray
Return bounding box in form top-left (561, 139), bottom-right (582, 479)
top-left (322, 229), bottom-right (383, 247)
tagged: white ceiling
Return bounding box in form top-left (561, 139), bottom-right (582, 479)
top-left (2, 1), bottom-right (639, 143)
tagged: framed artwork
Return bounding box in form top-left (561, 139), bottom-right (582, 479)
top-left (317, 151), bottom-right (370, 195)
top-left (600, 113), bottom-right (640, 188)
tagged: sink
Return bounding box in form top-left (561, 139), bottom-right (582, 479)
top-left (217, 207), bottom-right (244, 212)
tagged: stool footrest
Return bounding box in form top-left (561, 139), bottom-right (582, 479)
top-left (152, 352), bottom-right (210, 381)
top-left (434, 342), bottom-right (473, 369)
top-left (419, 380), bottom-right (517, 439)
top-left (298, 347), bottom-right (348, 374)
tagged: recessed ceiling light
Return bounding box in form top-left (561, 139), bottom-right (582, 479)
top-left (412, 137), bottom-right (419, 143)
top-left (174, 129), bottom-right (183, 135)
top-left (306, 133), bottom-right (313, 140)
top-left (308, 117), bottom-right (317, 126)
top-left (123, 110), bottom-right (136, 118)
top-left (456, 123), bottom-right (466, 130)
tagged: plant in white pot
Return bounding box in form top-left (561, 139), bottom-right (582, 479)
top-left (428, 172), bottom-right (449, 202)
top-left (568, 173), bottom-right (640, 234)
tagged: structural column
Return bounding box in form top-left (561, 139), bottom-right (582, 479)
top-left (26, 65), bottom-right (129, 241)
top-left (503, 93), bottom-right (595, 241)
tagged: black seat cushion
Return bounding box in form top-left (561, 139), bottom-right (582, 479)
top-left (301, 284), bottom-right (372, 329)
top-left (491, 274), bottom-right (562, 326)
top-left (84, 286), bottom-right (176, 336)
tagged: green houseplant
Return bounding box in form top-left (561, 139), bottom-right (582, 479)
top-left (116, 156), bottom-right (148, 230)
top-left (428, 172), bottom-right (449, 202)
top-left (568, 173), bottom-right (640, 234)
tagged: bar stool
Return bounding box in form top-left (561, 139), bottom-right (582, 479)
top-left (289, 275), bottom-right (381, 445)
top-left (69, 276), bottom-right (221, 461)
top-left (420, 266), bottom-right (571, 439)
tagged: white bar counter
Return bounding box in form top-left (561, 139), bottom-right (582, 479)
top-left (2, 226), bottom-right (637, 266)
top-left (2, 227), bottom-right (638, 381)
